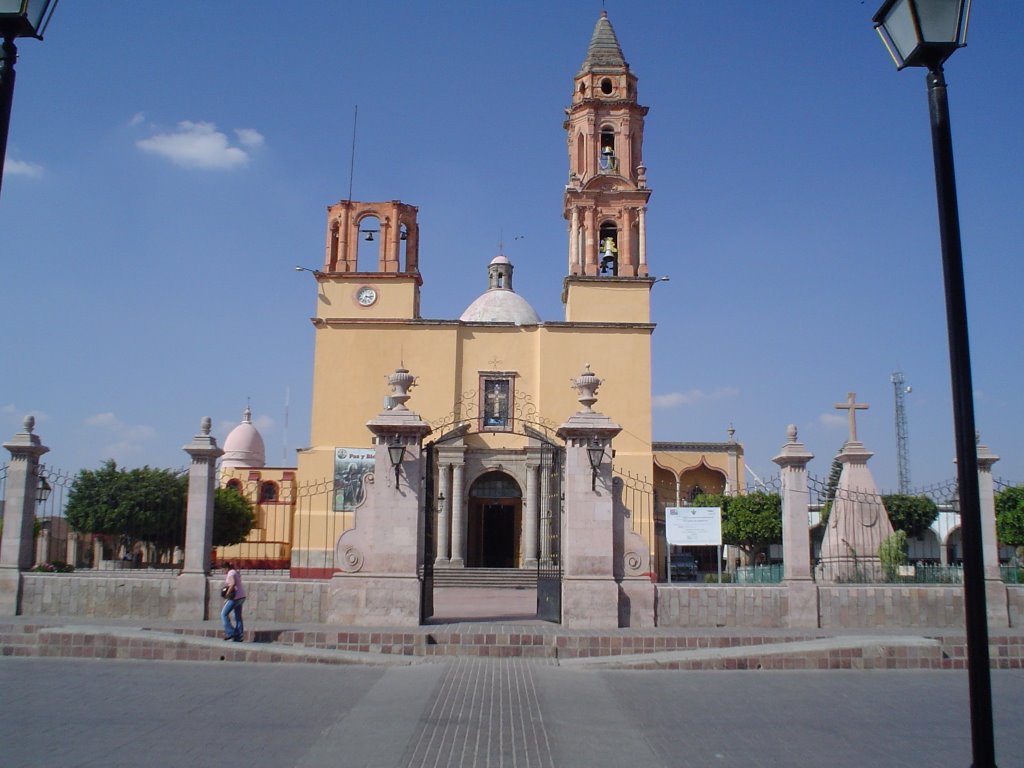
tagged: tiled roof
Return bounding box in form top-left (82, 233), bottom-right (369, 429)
top-left (581, 11), bottom-right (626, 72)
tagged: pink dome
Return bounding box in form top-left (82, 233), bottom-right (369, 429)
top-left (222, 407), bottom-right (266, 468)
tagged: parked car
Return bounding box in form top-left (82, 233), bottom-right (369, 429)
top-left (670, 552), bottom-right (699, 581)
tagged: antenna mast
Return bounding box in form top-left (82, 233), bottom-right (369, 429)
top-left (891, 370), bottom-right (912, 493)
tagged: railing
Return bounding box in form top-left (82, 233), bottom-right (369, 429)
top-left (735, 564), bottom-right (783, 584)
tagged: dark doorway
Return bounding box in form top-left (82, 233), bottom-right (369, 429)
top-left (468, 500), bottom-right (519, 567)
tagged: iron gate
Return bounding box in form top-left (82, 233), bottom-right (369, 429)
top-left (536, 441), bottom-right (563, 622)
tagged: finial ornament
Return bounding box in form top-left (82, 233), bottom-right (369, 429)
top-left (834, 392), bottom-right (868, 444)
top-left (23, 415), bottom-right (35, 434)
top-left (728, 423), bottom-right (736, 441)
top-left (200, 417), bottom-right (212, 436)
top-left (388, 366), bottom-right (416, 410)
top-left (572, 364), bottom-right (602, 412)
top-left (787, 424), bottom-right (798, 443)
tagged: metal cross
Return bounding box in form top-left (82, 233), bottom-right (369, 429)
top-left (834, 392), bottom-right (869, 444)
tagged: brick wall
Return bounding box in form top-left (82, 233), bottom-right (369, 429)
top-left (818, 585), bottom-right (965, 628)
top-left (656, 586), bottom-right (789, 628)
top-left (205, 577), bottom-right (328, 623)
top-left (21, 573), bottom-right (176, 619)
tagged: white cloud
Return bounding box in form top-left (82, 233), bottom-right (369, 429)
top-left (128, 112), bottom-right (146, 127)
top-left (84, 412), bottom-right (157, 461)
top-left (652, 387), bottom-right (739, 409)
top-left (4, 159), bottom-right (44, 178)
top-left (235, 128), bottom-right (265, 148)
top-left (819, 412), bottom-right (847, 429)
top-left (136, 121), bottom-right (254, 170)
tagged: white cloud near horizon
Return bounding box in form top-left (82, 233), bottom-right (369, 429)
top-left (4, 159), bottom-right (44, 177)
top-left (85, 412), bottom-right (157, 462)
top-left (136, 121), bottom-right (262, 169)
top-left (652, 387), bottom-right (739, 409)
top-left (819, 412), bottom-right (847, 429)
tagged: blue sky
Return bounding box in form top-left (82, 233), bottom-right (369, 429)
top-left (1, 1), bottom-right (1021, 492)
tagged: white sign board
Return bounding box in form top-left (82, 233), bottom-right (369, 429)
top-left (665, 507), bottom-right (722, 546)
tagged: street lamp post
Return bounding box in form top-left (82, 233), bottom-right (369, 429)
top-left (0, 0), bottom-right (58, 199)
top-left (873, 2), bottom-right (996, 766)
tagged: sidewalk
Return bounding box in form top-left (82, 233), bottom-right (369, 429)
top-left (3, 586), bottom-right (1022, 671)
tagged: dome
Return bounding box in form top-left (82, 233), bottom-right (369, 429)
top-left (222, 407), bottom-right (266, 468)
top-left (458, 255), bottom-right (541, 325)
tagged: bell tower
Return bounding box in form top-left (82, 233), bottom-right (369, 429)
top-left (562, 11), bottom-right (654, 323)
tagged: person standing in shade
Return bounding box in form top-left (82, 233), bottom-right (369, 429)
top-left (220, 562), bottom-right (246, 642)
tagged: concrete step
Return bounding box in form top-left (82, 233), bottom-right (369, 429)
top-left (431, 568), bottom-right (539, 589)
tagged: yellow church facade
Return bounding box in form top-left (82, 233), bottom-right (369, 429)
top-left (217, 11), bottom-right (744, 580)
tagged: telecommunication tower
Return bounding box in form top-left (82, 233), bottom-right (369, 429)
top-left (891, 371), bottom-right (912, 493)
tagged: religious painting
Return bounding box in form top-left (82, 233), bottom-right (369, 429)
top-left (481, 376), bottom-right (513, 430)
top-left (333, 448), bottom-right (375, 512)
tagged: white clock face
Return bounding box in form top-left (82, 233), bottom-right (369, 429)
top-left (356, 286), bottom-right (377, 307)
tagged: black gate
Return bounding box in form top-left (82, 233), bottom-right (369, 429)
top-left (536, 441), bottom-right (563, 623)
top-left (420, 440), bottom-right (436, 622)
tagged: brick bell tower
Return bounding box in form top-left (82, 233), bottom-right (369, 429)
top-left (562, 11), bottom-right (654, 323)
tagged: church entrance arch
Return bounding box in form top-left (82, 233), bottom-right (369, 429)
top-left (421, 413), bottom-right (564, 624)
top-left (467, 471), bottom-right (521, 568)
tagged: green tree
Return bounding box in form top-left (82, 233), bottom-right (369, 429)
top-left (995, 485), bottom-right (1024, 547)
top-left (693, 491), bottom-right (782, 563)
top-left (879, 530), bottom-right (909, 581)
top-left (213, 487), bottom-right (256, 547)
top-left (881, 495), bottom-right (939, 539)
top-left (65, 460), bottom-right (186, 558)
top-left (819, 453), bottom-right (844, 527)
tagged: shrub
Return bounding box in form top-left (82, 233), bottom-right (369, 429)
top-left (879, 531), bottom-right (908, 581)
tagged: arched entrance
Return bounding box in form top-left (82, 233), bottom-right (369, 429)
top-left (467, 471), bottom-right (521, 568)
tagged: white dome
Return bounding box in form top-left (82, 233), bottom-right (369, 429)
top-left (460, 290), bottom-right (541, 325)
top-left (222, 407), bottom-right (266, 468)
top-left (458, 254), bottom-right (541, 325)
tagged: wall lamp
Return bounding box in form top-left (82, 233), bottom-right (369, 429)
top-left (294, 265), bottom-right (324, 278)
top-left (587, 440), bottom-right (604, 491)
top-left (387, 442), bottom-right (405, 487)
top-left (35, 474), bottom-right (51, 505)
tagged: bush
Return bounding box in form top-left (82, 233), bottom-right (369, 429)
top-left (31, 561), bottom-right (75, 573)
top-left (704, 572), bottom-right (733, 584)
top-left (879, 531), bottom-right (908, 581)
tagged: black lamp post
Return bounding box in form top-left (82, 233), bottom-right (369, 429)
top-left (873, 2), bottom-right (996, 767)
top-left (0, 0), bottom-right (58, 199)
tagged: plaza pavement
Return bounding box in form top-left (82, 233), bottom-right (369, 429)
top-left (1, 656), bottom-right (1021, 767)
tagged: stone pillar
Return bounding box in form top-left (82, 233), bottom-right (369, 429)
top-left (66, 531), bottom-right (80, 568)
top-left (558, 366), bottom-right (637, 629)
top-left (174, 417), bottom-right (223, 620)
top-left (976, 437), bottom-right (1009, 628)
top-left (35, 527), bottom-right (49, 567)
top-left (328, 367), bottom-right (432, 626)
top-left (0, 416), bottom-right (49, 615)
top-left (569, 208), bottom-right (580, 274)
top-left (637, 206), bottom-right (647, 274)
top-left (975, 438), bottom-right (1001, 581)
top-left (772, 424), bottom-right (818, 628)
top-left (522, 463), bottom-right (539, 567)
top-left (450, 462), bottom-right (466, 568)
top-left (584, 206), bottom-right (598, 275)
top-left (435, 463), bottom-right (451, 565)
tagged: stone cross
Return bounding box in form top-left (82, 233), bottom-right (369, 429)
top-left (834, 392), bottom-right (868, 443)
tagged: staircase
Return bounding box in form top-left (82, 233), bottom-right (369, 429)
top-left (432, 567), bottom-right (538, 589)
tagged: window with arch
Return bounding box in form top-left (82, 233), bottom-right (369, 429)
top-left (356, 215), bottom-right (380, 272)
top-left (260, 481), bottom-right (279, 503)
top-left (599, 221), bottom-right (619, 276)
top-left (470, 471), bottom-right (522, 499)
top-left (225, 479), bottom-right (243, 493)
top-left (599, 128), bottom-right (617, 173)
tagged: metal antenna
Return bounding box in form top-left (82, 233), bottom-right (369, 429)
top-left (891, 370), bottom-right (912, 493)
top-left (347, 105), bottom-right (358, 202)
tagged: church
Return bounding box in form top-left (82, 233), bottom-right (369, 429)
top-left (218, 11), bottom-right (746, 584)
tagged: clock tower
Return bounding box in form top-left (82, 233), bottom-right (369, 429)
top-left (315, 199), bottom-right (422, 320)
top-left (562, 11), bottom-right (654, 323)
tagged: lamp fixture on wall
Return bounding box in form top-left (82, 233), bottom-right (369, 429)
top-left (35, 474), bottom-right (51, 505)
top-left (587, 440), bottom-right (604, 491)
top-left (387, 441), bottom-right (405, 487)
